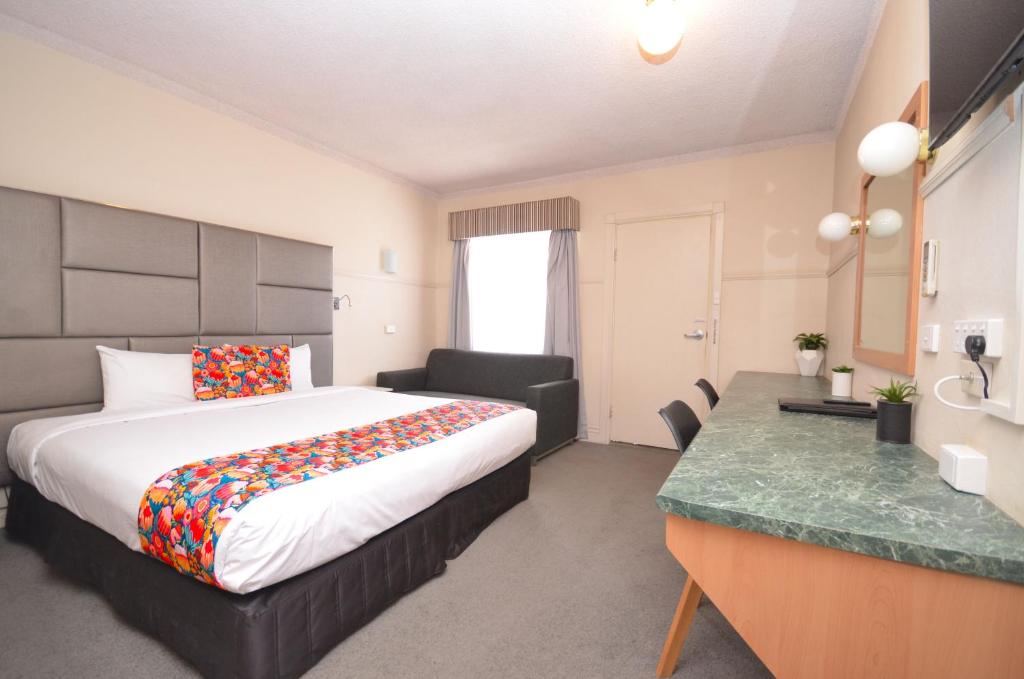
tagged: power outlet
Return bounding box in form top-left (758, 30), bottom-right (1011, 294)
top-left (952, 319), bottom-right (1004, 357)
top-left (960, 359), bottom-right (995, 398)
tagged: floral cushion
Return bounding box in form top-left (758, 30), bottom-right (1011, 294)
top-left (192, 344), bottom-right (291, 401)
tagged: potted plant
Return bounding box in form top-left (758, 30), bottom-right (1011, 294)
top-left (870, 379), bottom-right (918, 444)
top-left (793, 332), bottom-right (828, 377)
top-left (831, 365), bottom-right (854, 398)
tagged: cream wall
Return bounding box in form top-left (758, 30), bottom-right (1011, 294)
top-left (825, 0), bottom-right (1024, 523)
top-left (0, 33), bottom-right (439, 386)
top-left (437, 142), bottom-right (836, 441)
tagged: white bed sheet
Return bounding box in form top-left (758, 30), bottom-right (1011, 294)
top-left (7, 387), bottom-right (536, 593)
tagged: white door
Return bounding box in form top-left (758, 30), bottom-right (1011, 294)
top-left (610, 215), bottom-right (713, 449)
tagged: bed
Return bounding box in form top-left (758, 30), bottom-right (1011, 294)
top-left (0, 186), bottom-right (536, 678)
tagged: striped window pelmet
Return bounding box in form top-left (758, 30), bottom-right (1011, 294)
top-left (448, 196), bottom-right (580, 240)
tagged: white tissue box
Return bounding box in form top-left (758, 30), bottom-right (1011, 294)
top-left (938, 444), bottom-right (987, 495)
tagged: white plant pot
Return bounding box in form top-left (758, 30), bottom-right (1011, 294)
top-left (795, 348), bottom-right (824, 377)
top-left (831, 372), bottom-right (853, 398)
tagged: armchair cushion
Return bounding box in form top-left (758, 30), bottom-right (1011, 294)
top-left (375, 367), bottom-right (427, 392)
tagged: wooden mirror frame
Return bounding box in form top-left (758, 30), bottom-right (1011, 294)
top-left (853, 81), bottom-right (928, 375)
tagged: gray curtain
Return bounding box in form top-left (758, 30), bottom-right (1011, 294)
top-left (545, 230), bottom-right (587, 438)
top-left (447, 239), bottom-right (471, 349)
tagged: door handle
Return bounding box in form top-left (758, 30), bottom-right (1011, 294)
top-left (684, 329), bottom-right (706, 340)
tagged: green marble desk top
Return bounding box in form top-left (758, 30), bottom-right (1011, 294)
top-left (656, 371), bottom-right (1024, 585)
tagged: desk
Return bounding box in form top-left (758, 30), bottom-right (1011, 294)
top-left (655, 372), bottom-right (1024, 678)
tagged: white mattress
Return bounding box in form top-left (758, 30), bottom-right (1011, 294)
top-left (7, 387), bottom-right (536, 593)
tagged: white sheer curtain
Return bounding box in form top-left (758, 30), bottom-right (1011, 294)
top-left (545, 230), bottom-right (586, 438)
top-left (466, 231), bottom-right (549, 354)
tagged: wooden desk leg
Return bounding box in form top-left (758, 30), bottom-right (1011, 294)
top-left (656, 575), bottom-right (704, 677)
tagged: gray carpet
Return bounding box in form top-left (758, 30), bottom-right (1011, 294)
top-left (0, 442), bottom-right (770, 678)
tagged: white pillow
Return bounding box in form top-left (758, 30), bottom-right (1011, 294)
top-left (96, 346), bottom-right (195, 411)
top-left (290, 344), bottom-right (314, 391)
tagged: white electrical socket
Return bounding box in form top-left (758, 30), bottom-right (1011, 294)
top-left (952, 319), bottom-right (1004, 357)
top-left (384, 324), bottom-right (396, 334)
top-left (960, 359), bottom-right (995, 398)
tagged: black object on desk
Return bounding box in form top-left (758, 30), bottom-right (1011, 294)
top-left (778, 397), bottom-right (877, 419)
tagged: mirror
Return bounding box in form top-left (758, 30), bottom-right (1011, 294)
top-left (859, 168), bottom-right (914, 354)
top-left (854, 83), bottom-right (927, 375)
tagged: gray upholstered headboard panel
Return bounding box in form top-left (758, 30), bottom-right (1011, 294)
top-left (0, 186), bottom-right (334, 486)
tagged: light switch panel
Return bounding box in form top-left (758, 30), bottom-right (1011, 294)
top-left (920, 324), bottom-right (940, 353)
top-left (385, 324), bottom-right (397, 334)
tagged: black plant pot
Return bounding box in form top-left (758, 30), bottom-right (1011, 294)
top-left (876, 400), bottom-right (912, 444)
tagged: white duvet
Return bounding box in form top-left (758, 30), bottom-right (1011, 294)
top-left (7, 387), bottom-right (536, 593)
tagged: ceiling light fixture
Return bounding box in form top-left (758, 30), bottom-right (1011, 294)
top-left (636, 0), bottom-right (686, 65)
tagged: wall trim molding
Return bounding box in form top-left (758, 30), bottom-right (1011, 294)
top-left (577, 271), bottom-right (832, 284)
top-left (722, 270), bottom-right (827, 282)
top-left (826, 248), bottom-right (858, 278)
top-left (863, 268), bottom-right (910, 278)
top-left (333, 268), bottom-right (439, 289)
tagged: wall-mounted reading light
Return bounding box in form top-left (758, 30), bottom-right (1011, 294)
top-left (818, 208), bottom-right (904, 242)
top-left (332, 294), bottom-right (352, 310)
top-left (382, 248), bottom-right (398, 274)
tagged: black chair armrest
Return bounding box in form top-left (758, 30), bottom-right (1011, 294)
top-left (376, 367), bottom-right (428, 392)
top-left (525, 378), bottom-right (579, 458)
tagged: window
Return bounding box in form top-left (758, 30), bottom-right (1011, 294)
top-left (467, 231), bottom-right (549, 354)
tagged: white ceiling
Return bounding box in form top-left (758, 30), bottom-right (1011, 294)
top-left (0, 0), bottom-right (882, 194)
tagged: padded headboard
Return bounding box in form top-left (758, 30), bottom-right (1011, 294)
top-left (0, 186), bottom-right (334, 486)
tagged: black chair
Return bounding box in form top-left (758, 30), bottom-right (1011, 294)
top-left (695, 378), bottom-right (720, 409)
top-left (658, 400), bottom-right (702, 454)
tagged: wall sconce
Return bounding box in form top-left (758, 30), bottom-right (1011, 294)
top-left (818, 209), bottom-right (903, 242)
top-left (332, 294), bottom-right (352, 310)
top-left (381, 248), bottom-right (398, 274)
top-left (866, 208), bottom-right (903, 239)
top-left (857, 122), bottom-right (932, 177)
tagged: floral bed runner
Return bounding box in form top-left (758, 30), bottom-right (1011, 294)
top-left (138, 400), bottom-right (522, 588)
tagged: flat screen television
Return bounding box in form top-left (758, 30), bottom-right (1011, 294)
top-left (929, 1), bottom-right (1024, 150)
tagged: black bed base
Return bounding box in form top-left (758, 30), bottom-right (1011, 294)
top-left (6, 452), bottom-right (531, 679)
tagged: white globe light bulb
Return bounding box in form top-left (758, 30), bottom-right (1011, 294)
top-left (818, 212), bottom-right (853, 242)
top-left (857, 122), bottom-right (921, 177)
top-left (636, 0), bottom-right (686, 58)
top-left (868, 208), bottom-right (903, 239)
